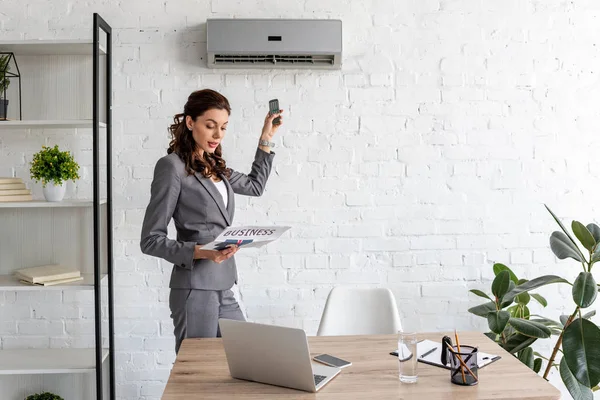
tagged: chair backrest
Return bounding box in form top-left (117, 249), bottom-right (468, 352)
top-left (316, 287), bottom-right (402, 336)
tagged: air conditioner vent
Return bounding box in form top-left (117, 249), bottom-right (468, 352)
top-left (214, 54), bottom-right (335, 66)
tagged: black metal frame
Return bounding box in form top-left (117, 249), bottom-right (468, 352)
top-left (93, 13), bottom-right (114, 400)
top-left (0, 51), bottom-right (22, 120)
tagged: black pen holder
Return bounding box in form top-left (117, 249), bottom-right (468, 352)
top-left (448, 345), bottom-right (478, 386)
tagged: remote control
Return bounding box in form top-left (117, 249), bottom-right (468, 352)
top-left (268, 99), bottom-right (281, 125)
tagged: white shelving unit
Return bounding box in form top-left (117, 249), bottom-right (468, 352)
top-left (0, 273), bottom-right (107, 291)
top-left (0, 349), bottom-right (110, 375)
top-left (0, 120), bottom-right (106, 129)
top-left (0, 199), bottom-right (107, 208)
top-left (0, 40), bottom-right (106, 56)
top-left (0, 13), bottom-right (114, 400)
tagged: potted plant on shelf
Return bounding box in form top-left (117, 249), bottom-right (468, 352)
top-left (25, 392), bottom-right (64, 400)
top-left (30, 145), bottom-right (80, 202)
top-left (0, 54), bottom-right (10, 120)
top-left (468, 205), bottom-right (600, 400)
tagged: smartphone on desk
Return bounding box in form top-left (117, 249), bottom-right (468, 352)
top-left (313, 354), bottom-right (352, 369)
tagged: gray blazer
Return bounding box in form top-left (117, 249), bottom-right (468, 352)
top-left (140, 148), bottom-right (275, 290)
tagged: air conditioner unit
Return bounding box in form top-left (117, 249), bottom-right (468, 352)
top-left (206, 18), bottom-right (342, 70)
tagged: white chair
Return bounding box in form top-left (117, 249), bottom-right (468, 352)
top-left (316, 287), bottom-right (403, 336)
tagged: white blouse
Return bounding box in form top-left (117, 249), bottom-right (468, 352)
top-left (212, 179), bottom-right (228, 208)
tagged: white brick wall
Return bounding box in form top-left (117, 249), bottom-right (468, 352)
top-left (2, 0), bottom-right (600, 398)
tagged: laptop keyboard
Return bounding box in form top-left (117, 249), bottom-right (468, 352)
top-left (314, 374), bottom-right (327, 386)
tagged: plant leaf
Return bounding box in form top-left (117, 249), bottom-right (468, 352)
top-left (560, 315), bottom-right (570, 327)
top-left (546, 205), bottom-right (586, 261)
top-left (503, 275), bottom-right (570, 302)
top-left (492, 270), bottom-right (511, 300)
top-left (501, 281), bottom-right (517, 308)
top-left (469, 289), bottom-right (492, 301)
top-left (530, 317), bottom-right (562, 328)
top-left (587, 223), bottom-right (600, 244)
top-left (563, 318), bottom-right (600, 387)
top-left (515, 291), bottom-right (531, 305)
top-left (531, 293), bottom-right (548, 307)
top-left (493, 263), bottom-right (519, 283)
top-left (573, 272), bottom-right (598, 308)
top-left (508, 318), bottom-right (552, 338)
top-left (550, 231), bottom-right (584, 262)
top-left (583, 310), bottom-right (596, 320)
top-left (484, 331), bottom-right (497, 341)
top-left (573, 221), bottom-right (597, 252)
top-left (488, 310), bottom-right (511, 335)
top-left (518, 347), bottom-right (534, 369)
top-left (533, 357), bottom-right (543, 373)
top-left (468, 301), bottom-right (497, 317)
top-left (560, 357), bottom-right (594, 400)
top-left (504, 333), bottom-right (537, 353)
top-left (593, 250), bottom-right (600, 263)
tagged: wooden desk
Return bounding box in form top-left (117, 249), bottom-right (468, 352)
top-left (162, 332), bottom-right (561, 400)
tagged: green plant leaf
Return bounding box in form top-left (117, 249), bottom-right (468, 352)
top-left (530, 317), bottom-right (562, 328)
top-left (573, 221), bottom-right (597, 252)
top-left (484, 332), bottom-right (497, 341)
top-left (546, 205), bottom-right (587, 261)
top-left (468, 301), bottom-right (497, 317)
top-left (550, 231), bottom-right (584, 262)
top-left (573, 272), bottom-right (598, 308)
top-left (531, 293), bottom-right (548, 307)
top-left (563, 318), bottom-right (600, 387)
top-left (515, 291), bottom-right (531, 305)
top-left (533, 357), bottom-right (543, 373)
top-left (518, 347), bottom-right (534, 369)
top-left (500, 281), bottom-right (517, 308)
top-left (504, 333), bottom-right (537, 353)
top-left (508, 318), bottom-right (551, 338)
top-left (493, 263), bottom-right (519, 283)
top-left (492, 270), bottom-right (511, 300)
top-left (587, 223), bottom-right (600, 244)
top-left (469, 289), bottom-right (492, 301)
top-left (561, 357), bottom-right (594, 400)
top-left (592, 249), bottom-right (600, 263)
top-left (488, 310), bottom-right (511, 334)
top-left (503, 275), bottom-right (569, 303)
top-left (560, 315), bottom-right (570, 326)
top-left (583, 310), bottom-right (596, 320)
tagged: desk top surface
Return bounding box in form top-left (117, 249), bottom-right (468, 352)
top-left (162, 331), bottom-right (561, 400)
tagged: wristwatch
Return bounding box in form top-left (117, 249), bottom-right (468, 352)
top-left (258, 139), bottom-right (275, 148)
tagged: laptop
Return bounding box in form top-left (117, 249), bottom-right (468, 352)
top-left (218, 319), bottom-right (341, 392)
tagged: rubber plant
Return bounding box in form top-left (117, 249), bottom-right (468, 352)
top-left (468, 205), bottom-right (600, 400)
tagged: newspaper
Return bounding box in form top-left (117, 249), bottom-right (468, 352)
top-left (200, 225), bottom-right (291, 251)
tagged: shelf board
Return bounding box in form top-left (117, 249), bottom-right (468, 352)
top-left (0, 120), bottom-right (106, 129)
top-left (0, 273), bottom-right (107, 291)
top-left (0, 348), bottom-right (109, 375)
top-left (0, 199), bottom-right (107, 208)
top-left (0, 40), bottom-right (106, 55)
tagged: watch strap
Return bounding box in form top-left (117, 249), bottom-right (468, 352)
top-left (258, 139), bottom-right (275, 148)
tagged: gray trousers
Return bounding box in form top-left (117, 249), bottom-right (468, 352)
top-left (169, 288), bottom-right (245, 354)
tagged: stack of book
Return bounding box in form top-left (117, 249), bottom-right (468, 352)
top-left (14, 264), bottom-right (83, 286)
top-left (0, 177), bottom-right (32, 202)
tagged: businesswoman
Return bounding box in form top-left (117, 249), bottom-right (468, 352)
top-left (140, 89), bottom-right (282, 353)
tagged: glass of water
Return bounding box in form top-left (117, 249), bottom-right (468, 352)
top-left (398, 331), bottom-right (418, 383)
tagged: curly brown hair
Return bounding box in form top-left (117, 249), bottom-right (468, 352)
top-left (168, 89), bottom-right (231, 178)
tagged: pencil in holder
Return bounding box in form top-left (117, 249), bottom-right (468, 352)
top-left (448, 345), bottom-right (478, 386)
